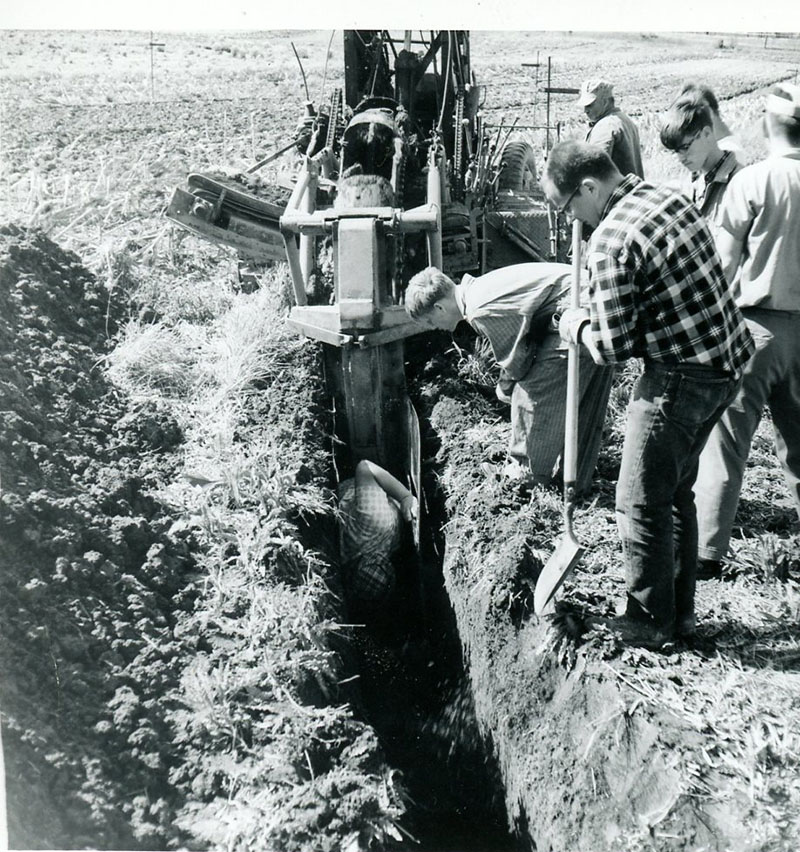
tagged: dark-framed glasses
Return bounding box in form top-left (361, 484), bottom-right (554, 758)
top-left (555, 183), bottom-right (581, 215)
top-left (672, 131), bottom-right (701, 155)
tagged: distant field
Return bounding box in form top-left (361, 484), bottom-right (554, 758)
top-left (2, 30), bottom-right (799, 260)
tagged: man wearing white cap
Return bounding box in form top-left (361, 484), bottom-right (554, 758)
top-left (578, 79), bottom-right (644, 179)
top-left (694, 83), bottom-right (800, 579)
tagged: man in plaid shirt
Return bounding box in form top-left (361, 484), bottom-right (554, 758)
top-left (338, 459), bottom-right (417, 608)
top-left (542, 140), bottom-right (754, 649)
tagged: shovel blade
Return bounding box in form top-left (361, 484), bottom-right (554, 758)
top-left (534, 534), bottom-right (585, 616)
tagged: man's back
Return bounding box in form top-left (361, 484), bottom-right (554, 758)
top-left (458, 262), bottom-right (571, 379)
top-left (719, 151), bottom-right (800, 311)
top-left (587, 108), bottom-right (644, 178)
top-left (587, 176), bottom-right (752, 374)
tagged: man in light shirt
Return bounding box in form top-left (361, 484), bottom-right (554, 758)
top-left (405, 263), bottom-right (614, 495)
top-left (694, 83), bottom-right (800, 579)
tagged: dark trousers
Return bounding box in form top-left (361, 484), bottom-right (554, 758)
top-left (616, 361), bottom-right (742, 629)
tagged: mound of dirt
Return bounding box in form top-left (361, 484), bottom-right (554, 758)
top-left (0, 226), bottom-right (191, 848)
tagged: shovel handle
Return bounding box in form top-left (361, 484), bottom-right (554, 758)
top-left (563, 220), bottom-right (582, 490)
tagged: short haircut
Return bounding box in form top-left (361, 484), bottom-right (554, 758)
top-left (768, 84), bottom-right (800, 146)
top-left (404, 267), bottom-right (455, 319)
top-left (660, 97), bottom-right (714, 150)
top-left (543, 141), bottom-right (618, 194)
top-left (680, 81), bottom-right (720, 116)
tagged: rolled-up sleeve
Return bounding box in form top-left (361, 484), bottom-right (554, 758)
top-left (718, 170), bottom-right (757, 240)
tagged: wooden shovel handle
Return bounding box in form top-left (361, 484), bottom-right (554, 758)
top-left (563, 219), bottom-right (582, 489)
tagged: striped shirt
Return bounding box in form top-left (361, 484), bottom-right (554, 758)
top-left (586, 174), bottom-right (754, 375)
top-left (456, 263), bottom-right (572, 381)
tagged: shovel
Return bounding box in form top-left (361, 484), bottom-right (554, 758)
top-left (405, 396), bottom-right (422, 550)
top-left (534, 218), bottom-right (586, 616)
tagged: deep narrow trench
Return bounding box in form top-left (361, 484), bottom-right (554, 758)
top-left (350, 530), bottom-right (519, 852)
top-left (342, 400), bottom-right (523, 851)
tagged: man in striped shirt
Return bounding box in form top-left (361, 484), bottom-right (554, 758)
top-left (542, 140), bottom-right (754, 649)
top-left (405, 263), bottom-right (615, 495)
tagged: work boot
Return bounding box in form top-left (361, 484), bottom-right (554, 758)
top-left (586, 614), bottom-right (675, 651)
top-left (697, 559), bottom-right (723, 580)
top-left (676, 614), bottom-right (697, 640)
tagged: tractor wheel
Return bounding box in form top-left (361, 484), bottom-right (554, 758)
top-left (497, 138), bottom-right (538, 192)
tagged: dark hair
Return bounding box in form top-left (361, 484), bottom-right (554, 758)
top-left (680, 81), bottom-right (720, 116)
top-left (660, 97), bottom-right (714, 150)
top-left (768, 84), bottom-right (800, 146)
top-left (543, 141), bottom-right (618, 194)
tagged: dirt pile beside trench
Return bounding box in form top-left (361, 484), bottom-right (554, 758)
top-left (0, 225), bottom-right (191, 848)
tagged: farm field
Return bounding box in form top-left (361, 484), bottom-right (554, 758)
top-left (2, 27), bottom-right (800, 852)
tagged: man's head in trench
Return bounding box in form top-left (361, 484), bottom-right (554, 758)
top-left (405, 267), bottom-right (463, 332)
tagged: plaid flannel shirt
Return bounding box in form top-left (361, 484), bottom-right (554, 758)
top-left (338, 477), bottom-right (402, 564)
top-left (586, 175), bottom-right (754, 375)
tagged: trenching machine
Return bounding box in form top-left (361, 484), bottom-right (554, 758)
top-left (166, 30), bottom-right (562, 504)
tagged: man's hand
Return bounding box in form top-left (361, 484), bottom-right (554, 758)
top-left (558, 307), bottom-right (590, 346)
top-left (400, 494), bottom-right (418, 523)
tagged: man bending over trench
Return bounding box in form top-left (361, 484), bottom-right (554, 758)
top-left (405, 263), bottom-right (615, 495)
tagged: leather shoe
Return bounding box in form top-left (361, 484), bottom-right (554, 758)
top-left (586, 614), bottom-right (675, 651)
top-left (697, 559), bottom-right (723, 580)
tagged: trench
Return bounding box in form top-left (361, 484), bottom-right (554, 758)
top-left (347, 486), bottom-right (521, 852)
top-left (338, 328), bottom-right (523, 851)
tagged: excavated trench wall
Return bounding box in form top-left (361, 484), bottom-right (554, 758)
top-left (426, 393), bottom-right (756, 852)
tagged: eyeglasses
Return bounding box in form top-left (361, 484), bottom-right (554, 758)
top-left (555, 184), bottom-right (581, 215)
top-left (672, 131), bottom-right (701, 155)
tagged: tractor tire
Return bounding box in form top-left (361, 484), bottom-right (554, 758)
top-left (497, 138), bottom-right (538, 192)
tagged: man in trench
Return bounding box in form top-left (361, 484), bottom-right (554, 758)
top-left (404, 263), bottom-right (615, 496)
top-left (338, 459), bottom-right (418, 613)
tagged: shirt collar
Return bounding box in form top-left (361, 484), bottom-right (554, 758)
top-left (705, 150), bottom-right (738, 185)
top-left (454, 279), bottom-right (470, 320)
top-left (588, 106), bottom-right (616, 128)
top-left (599, 173), bottom-right (643, 221)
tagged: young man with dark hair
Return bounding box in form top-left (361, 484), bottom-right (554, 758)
top-left (405, 263), bottom-right (614, 495)
top-left (541, 140), bottom-right (754, 648)
top-left (694, 83), bottom-right (800, 579)
top-left (660, 95), bottom-right (742, 241)
top-left (679, 81), bottom-right (741, 154)
top-left (577, 79), bottom-right (644, 179)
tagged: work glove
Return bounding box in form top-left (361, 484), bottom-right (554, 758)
top-left (558, 307), bottom-right (590, 346)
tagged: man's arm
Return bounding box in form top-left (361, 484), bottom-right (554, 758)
top-left (582, 250), bottom-right (639, 363)
top-left (355, 459), bottom-right (417, 522)
top-left (714, 227), bottom-right (745, 287)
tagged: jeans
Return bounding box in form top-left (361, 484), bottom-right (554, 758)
top-left (695, 310), bottom-right (800, 560)
top-left (510, 333), bottom-right (615, 495)
top-left (616, 361), bottom-right (742, 629)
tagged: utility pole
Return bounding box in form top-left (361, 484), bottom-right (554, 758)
top-left (149, 32), bottom-right (166, 102)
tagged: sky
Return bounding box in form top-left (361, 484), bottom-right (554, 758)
top-left (1, 0), bottom-right (799, 33)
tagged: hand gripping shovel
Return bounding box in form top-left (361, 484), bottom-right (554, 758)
top-left (534, 219), bottom-right (586, 616)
